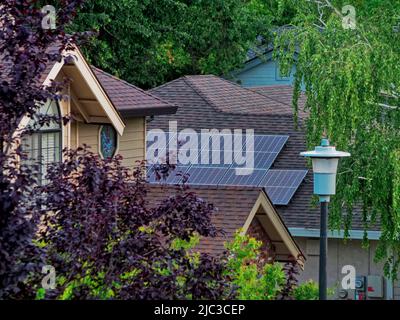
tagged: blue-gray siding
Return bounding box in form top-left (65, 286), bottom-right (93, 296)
top-left (235, 58), bottom-right (296, 87)
top-left (232, 50), bottom-right (298, 87)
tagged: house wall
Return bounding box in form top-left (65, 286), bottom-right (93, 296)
top-left (118, 117), bottom-right (146, 168)
top-left (294, 237), bottom-right (397, 300)
top-left (394, 280), bottom-right (400, 300)
top-left (235, 59), bottom-right (296, 87)
top-left (75, 117), bottom-right (146, 168)
top-left (58, 84), bottom-right (146, 167)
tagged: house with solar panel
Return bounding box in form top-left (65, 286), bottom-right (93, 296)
top-left (11, 44), bottom-right (306, 274)
top-left (13, 42), bottom-right (397, 299)
top-left (146, 75), bottom-right (397, 300)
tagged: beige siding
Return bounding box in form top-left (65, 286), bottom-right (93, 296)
top-left (70, 117), bottom-right (145, 166)
top-left (119, 118), bottom-right (145, 168)
top-left (70, 120), bottom-right (77, 149)
top-left (78, 123), bottom-right (100, 153)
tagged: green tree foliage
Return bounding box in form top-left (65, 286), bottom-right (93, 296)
top-left (292, 280), bottom-right (319, 300)
top-left (274, 0), bottom-right (400, 277)
top-left (66, 0), bottom-right (272, 88)
top-left (292, 280), bottom-right (335, 300)
top-left (224, 231), bottom-right (286, 300)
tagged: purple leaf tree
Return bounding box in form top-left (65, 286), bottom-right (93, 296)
top-left (0, 0), bottom-right (84, 299)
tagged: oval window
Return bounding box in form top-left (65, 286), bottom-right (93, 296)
top-left (99, 125), bottom-right (118, 158)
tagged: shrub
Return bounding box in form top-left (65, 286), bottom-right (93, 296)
top-left (292, 280), bottom-right (319, 300)
top-left (224, 231), bottom-right (286, 300)
top-left (32, 148), bottom-right (233, 299)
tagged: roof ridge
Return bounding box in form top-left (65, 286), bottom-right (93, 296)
top-left (251, 86), bottom-right (295, 109)
top-left (91, 65), bottom-right (176, 107)
top-left (252, 86), bottom-right (309, 120)
top-left (182, 75), bottom-right (227, 114)
top-left (185, 75), bottom-right (297, 117)
top-left (214, 75), bottom-right (294, 109)
top-left (149, 77), bottom-right (186, 93)
top-left (150, 74), bottom-right (301, 118)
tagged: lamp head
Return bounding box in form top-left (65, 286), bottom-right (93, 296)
top-left (300, 139), bottom-right (350, 202)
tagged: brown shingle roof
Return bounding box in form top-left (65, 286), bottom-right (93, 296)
top-left (145, 184), bottom-right (262, 255)
top-left (183, 75), bottom-right (292, 115)
top-left (148, 76), bottom-right (376, 231)
top-left (92, 66), bottom-right (177, 117)
top-left (251, 85), bottom-right (309, 119)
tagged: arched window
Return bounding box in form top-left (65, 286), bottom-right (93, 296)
top-left (99, 124), bottom-right (118, 159)
top-left (22, 100), bottom-right (62, 184)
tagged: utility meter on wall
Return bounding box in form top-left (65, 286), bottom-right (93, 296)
top-left (355, 276), bottom-right (366, 300)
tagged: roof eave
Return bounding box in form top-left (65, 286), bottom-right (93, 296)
top-left (120, 105), bottom-right (178, 118)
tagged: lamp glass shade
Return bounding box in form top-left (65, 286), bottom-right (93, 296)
top-left (312, 158), bottom-right (339, 174)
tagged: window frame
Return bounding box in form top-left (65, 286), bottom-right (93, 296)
top-left (23, 100), bottom-right (63, 185)
top-left (98, 124), bottom-right (119, 159)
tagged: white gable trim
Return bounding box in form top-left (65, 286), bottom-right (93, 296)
top-left (62, 46), bottom-right (125, 135)
top-left (241, 191), bottom-right (305, 268)
top-left (16, 46), bottom-right (125, 137)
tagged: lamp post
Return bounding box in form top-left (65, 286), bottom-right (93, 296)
top-left (300, 138), bottom-right (350, 300)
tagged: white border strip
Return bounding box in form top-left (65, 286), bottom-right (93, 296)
top-left (289, 227), bottom-right (381, 240)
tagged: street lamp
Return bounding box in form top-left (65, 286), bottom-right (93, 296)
top-left (300, 138), bottom-right (350, 300)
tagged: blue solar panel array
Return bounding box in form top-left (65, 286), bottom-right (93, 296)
top-left (147, 132), bottom-right (288, 168)
top-left (146, 132), bottom-right (307, 205)
top-left (261, 170), bottom-right (308, 205)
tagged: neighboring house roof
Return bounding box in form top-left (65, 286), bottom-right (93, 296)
top-left (180, 75), bottom-right (294, 115)
top-left (92, 67), bottom-right (177, 117)
top-left (231, 30), bottom-right (300, 87)
top-left (148, 75), bottom-right (377, 232)
top-left (246, 26), bottom-right (298, 63)
top-left (252, 85), bottom-right (307, 116)
top-left (145, 184), bottom-right (305, 267)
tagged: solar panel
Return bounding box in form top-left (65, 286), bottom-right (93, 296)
top-left (254, 135), bottom-right (288, 152)
top-left (228, 135), bottom-right (288, 170)
top-left (218, 168), bottom-right (269, 186)
top-left (197, 149), bottom-right (234, 167)
top-left (147, 165), bottom-right (190, 184)
top-left (200, 133), bottom-right (235, 151)
top-left (146, 132), bottom-right (306, 206)
top-left (233, 151), bottom-right (280, 170)
top-left (183, 165), bottom-right (231, 185)
top-left (147, 132), bottom-right (288, 168)
top-left (259, 169), bottom-right (308, 205)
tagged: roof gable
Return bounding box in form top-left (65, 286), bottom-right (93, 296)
top-left (145, 184), bottom-right (304, 266)
top-left (3, 43), bottom-right (176, 124)
top-left (15, 45), bottom-right (125, 136)
top-left (60, 46), bottom-right (125, 135)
